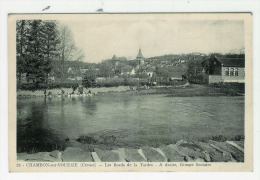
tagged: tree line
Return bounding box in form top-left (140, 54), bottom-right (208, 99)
top-left (16, 20), bottom-right (84, 89)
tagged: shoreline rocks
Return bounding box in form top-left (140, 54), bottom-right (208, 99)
top-left (17, 140), bottom-right (244, 163)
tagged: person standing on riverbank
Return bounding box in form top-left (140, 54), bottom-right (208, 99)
top-left (78, 85), bottom-right (83, 94)
top-left (71, 84), bottom-right (78, 94)
top-left (44, 89), bottom-right (47, 97)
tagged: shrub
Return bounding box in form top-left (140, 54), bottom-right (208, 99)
top-left (95, 78), bottom-right (139, 87)
top-left (211, 135), bottom-right (227, 142)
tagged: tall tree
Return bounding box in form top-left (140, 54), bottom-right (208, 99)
top-left (16, 20), bottom-right (60, 88)
top-left (16, 20), bottom-right (84, 89)
top-left (41, 21), bottom-right (60, 84)
top-left (25, 20), bottom-right (46, 86)
top-left (57, 24), bottom-right (85, 84)
top-left (16, 20), bottom-right (29, 88)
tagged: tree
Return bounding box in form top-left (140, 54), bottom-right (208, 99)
top-left (98, 61), bottom-right (114, 77)
top-left (82, 70), bottom-right (96, 88)
top-left (57, 24), bottom-right (85, 84)
top-left (41, 21), bottom-right (60, 84)
top-left (186, 60), bottom-right (203, 76)
top-left (25, 20), bottom-right (46, 86)
top-left (16, 20), bottom-right (60, 89)
top-left (16, 20), bottom-right (28, 88)
top-left (16, 20), bottom-right (84, 89)
top-left (154, 66), bottom-right (169, 82)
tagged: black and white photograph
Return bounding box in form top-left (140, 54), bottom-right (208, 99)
top-left (7, 13), bottom-right (253, 172)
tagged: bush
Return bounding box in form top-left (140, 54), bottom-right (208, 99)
top-left (95, 78), bottom-right (139, 87)
top-left (20, 83), bottom-right (37, 91)
top-left (211, 135), bottom-right (227, 142)
top-left (188, 73), bottom-right (208, 84)
top-left (19, 82), bottom-right (80, 91)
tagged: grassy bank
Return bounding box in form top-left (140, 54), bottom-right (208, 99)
top-left (17, 86), bottom-right (131, 98)
top-left (17, 83), bottom-right (245, 99)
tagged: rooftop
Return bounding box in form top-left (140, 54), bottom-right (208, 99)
top-left (215, 57), bottom-right (245, 67)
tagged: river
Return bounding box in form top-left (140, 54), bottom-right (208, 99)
top-left (17, 94), bottom-right (244, 152)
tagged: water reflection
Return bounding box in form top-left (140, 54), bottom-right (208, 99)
top-left (17, 101), bottom-right (62, 153)
top-left (81, 97), bottom-right (97, 115)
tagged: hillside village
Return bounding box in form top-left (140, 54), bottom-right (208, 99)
top-left (19, 47), bottom-right (245, 90)
top-left (43, 50), bottom-right (208, 85)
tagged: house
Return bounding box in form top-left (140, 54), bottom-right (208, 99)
top-left (76, 76), bottom-right (82, 81)
top-left (96, 77), bottom-right (106, 82)
top-left (67, 67), bottom-right (74, 74)
top-left (208, 56), bottom-right (245, 84)
top-left (20, 73), bottom-right (27, 83)
top-left (145, 67), bottom-right (155, 77)
top-left (80, 68), bottom-right (89, 73)
top-left (130, 68), bottom-right (136, 76)
top-left (48, 76), bottom-right (55, 82)
top-left (68, 77), bottom-right (76, 81)
top-left (147, 72), bottom-right (153, 77)
top-left (169, 77), bottom-right (182, 81)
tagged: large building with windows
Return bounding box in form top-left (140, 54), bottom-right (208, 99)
top-left (208, 56), bottom-right (245, 84)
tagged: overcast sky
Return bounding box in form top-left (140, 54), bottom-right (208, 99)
top-left (62, 15), bottom-right (244, 63)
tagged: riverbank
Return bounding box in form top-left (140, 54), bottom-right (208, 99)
top-left (17, 83), bottom-right (245, 99)
top-left (17, 139), bottom-right (244, 162)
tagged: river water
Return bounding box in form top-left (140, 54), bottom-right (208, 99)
top-left (17, 94), bottom-right (244, 152)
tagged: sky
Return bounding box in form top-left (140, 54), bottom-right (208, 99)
top-left (61, 15), bottom-right (244, 63)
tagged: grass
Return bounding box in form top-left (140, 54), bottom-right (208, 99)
top-left (17, 82), bottom-right (245, 99)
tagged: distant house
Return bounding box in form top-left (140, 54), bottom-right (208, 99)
top-left (178, 59), bottom-right (186, 63)
top-left (121, 70), bottom-right (130, 75)
top-left (76, 76), bottom-right (82, 81)
top-left (20, 73), bottom-right (27, 83)
top-left (96, 77), bottom-right (106, 82)
top-left (147, 72), bottom-right (153, 77)
top-left (80, 68), bottom-right (89, 73)
top-left (20, 73), bottom-right (36, 83)
top-left (48, 76), bottom-right (55, 82)
top-left (169, 77), bottom-right (182, 81)
top-left (130, 68), bottom-right (136, 75)
top-left (208, 56), bottom-right (245, 84)
top-left (68, 77), bottom-right (75, 81)
top-left (67, 67), bottom-right (74, 74)
top-left (146, 67), bottom-right (155, 77)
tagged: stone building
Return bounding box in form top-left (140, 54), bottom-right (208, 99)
top-left (208, 56), bottom-right (245, 84)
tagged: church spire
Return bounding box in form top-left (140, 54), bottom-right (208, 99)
top-left (137, 48), bottom-right (143, 58)
top-left (136, 48), bottom-right (144, 66)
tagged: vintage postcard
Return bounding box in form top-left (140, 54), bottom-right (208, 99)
top-left (8, 13), bottom-right (253, 172)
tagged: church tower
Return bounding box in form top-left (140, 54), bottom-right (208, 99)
top-left (136, 49), bottom-right (144, 65)
top-left (112, 54), bottom-right (119, 67)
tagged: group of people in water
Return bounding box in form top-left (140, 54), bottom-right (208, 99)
top-left (44, 85), bottom-right (94, 98)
